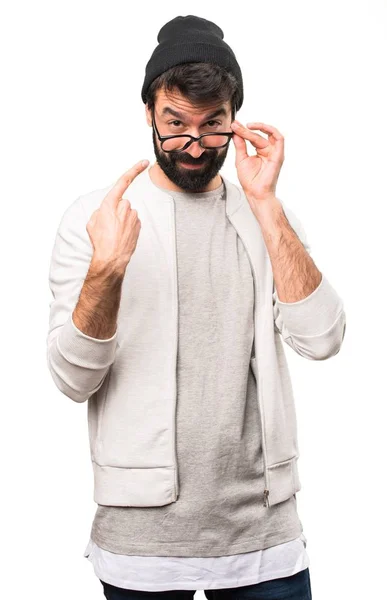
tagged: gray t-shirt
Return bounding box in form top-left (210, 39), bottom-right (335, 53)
top-left (90, 177), bottom-right (303, 557)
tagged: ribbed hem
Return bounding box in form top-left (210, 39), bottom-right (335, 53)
top-left (92, 462), bottom-right (178, 507)
top-left (273, 273), bottom-right (344, 337)
top-left (266, 456), bottom-right (301, 506)
top-left (57, 314), bottom-right (118, 369)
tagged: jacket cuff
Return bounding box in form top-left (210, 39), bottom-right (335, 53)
top-left (273, 273), bottom-right (344, 337)
top-left (56, 313), bottom-right (118, 369)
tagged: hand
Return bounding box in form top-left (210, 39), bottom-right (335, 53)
top-left (86, 160), bottom-right (149, 272)
top-left (230, 120), bottom-right (284, 206)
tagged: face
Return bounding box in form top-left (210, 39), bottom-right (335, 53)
top-left (146, 88), bottom-right (233, 192)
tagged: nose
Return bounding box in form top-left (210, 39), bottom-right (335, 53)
top-left (185, 137), bottom-right (206, 159)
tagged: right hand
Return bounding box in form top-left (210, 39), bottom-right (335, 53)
top-left (86, 160), bottom-right (149, 272)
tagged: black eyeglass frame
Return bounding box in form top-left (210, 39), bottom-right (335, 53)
top-left (151, 108), bottom-right (235, 153)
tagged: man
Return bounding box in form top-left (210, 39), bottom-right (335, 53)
top-left (47, 15), bottom-right (345, 599)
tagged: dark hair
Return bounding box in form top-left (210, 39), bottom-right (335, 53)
top-left (145, 62), bottom-right (241, 122)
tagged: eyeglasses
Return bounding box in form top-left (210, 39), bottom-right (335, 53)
top-left (152, 110), bottom-right (235, 153)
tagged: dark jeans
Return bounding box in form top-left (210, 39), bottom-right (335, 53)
top-left (100, 566), bottom-right (312, 599)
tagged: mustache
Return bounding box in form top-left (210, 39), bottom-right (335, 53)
top-left (173, 153), bottom-right (214, 165)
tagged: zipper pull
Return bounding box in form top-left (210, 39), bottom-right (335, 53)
top-left (263, 489), bottom-right (270, 507)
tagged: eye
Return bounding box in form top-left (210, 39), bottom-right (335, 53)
top-left (168, 120), bottom-right (222, 127)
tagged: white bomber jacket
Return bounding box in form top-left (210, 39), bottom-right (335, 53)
top-left (47, 167), bottom-right (346, 509)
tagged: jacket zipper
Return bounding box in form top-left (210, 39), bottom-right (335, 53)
top-left (258, 370), bottom-right (270, 508)
top-left (170, 200), bottom-right (179, 500)
top-left (229, 212), bottom-right (270, 508)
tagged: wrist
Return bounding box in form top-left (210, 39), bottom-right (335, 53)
top-left (90, 255), bottom-right (127, 279)
top-left (247, 194), bottom-right (283, 221)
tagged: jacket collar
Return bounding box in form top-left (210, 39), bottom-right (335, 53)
top-left (122, 166), bottom-right (269, 273)
top-left (122, 167), bottom-right (243, 217)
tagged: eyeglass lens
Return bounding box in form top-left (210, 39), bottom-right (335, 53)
top-left (162, 135), bottom-right (230, 152)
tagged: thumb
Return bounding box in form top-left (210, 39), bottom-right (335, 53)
top-left (88, 209), bottom-right (98, 226)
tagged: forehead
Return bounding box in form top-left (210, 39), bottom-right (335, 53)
top-left (155, 88), bottom-right (230, 120)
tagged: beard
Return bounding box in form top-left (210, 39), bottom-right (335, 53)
top-left (151, 130), bottom-right (229, 193)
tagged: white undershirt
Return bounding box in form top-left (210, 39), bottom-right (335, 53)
top-left (83, 532), bottom-right (309, 592)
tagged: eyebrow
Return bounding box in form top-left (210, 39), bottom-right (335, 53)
top-left (161, 106), bottom-right (228, 121)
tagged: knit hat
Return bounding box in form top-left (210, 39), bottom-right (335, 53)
top-left (141, 15), bottom-right (243, 111)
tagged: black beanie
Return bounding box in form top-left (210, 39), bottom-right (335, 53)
top-left (141, 15), bottom-right (243, 112)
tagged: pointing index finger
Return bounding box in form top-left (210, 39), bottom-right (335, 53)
top-left (102, 160), bottom-right (149, 209)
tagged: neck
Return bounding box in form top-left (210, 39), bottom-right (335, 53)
top-left (148, 162), bottom-right (222, 193)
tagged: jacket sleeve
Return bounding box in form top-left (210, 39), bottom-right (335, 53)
top-left (46, 196), bottom-right (118, 403)
top-left (272, 203), bottom-right (346, 360)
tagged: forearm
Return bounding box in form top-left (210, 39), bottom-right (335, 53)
top-left (47, 257), bottom-right (125, 403)
top-left (73, 258), bottom-right (126, 340)
top-left (250, 195), bottom-right (346, 360)
top-left (252, 196), bottom-right (322, 302)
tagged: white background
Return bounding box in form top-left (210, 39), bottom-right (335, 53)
top-left (1, 1), bottom-right (386, 598)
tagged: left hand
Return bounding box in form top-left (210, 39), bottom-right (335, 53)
top-left (230, 120), bottom-right (285, 205)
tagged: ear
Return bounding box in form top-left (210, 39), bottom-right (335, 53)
top-left (145, 104), bottom-right (152, 128)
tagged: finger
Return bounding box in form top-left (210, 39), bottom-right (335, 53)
top-left (231, 122), bottom-right (268, 149)
top-left (102, 160), bottom-right (149, 210)
top-left (245, 122), bottom-right (284, 142)
top-left (232, 131), bottom-right (249, 164)
top-left (116, 198), bottom-right (129, 218)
